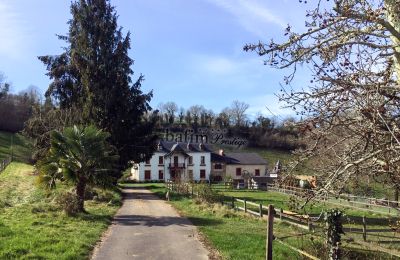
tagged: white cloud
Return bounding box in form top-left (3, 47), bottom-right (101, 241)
top-left (192, 54), bottom-right (265, 77)
top-left (246, 94), bottom-right (294, 119)
top-left (207, 0), bottom-right (286, 38)
top-left (0, 1), bottom-right (31, 60)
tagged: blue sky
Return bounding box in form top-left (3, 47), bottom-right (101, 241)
top-left (0, 0), bottom-right (312, 118)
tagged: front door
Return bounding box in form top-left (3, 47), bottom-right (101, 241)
top-left (170, 169), bottom-right (176, 180)
top-left (174, 156), bottom-right (179, 166)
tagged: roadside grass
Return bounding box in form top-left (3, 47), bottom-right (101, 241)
top-left (0, 162), bottom-right (120, 259)
top-left (0, 131), bottom-right (32, 162)
top-left (122, 183), bottom-right (384, 259)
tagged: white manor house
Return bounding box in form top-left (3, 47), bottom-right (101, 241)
top-left (131, 141), bottom-right (275, 182)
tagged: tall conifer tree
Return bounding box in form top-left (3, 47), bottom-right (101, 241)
top-left (39, 0), bottom-right (156, 168)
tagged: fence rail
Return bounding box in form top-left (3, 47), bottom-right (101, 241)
top-left (266, 184), bottom-right (400, 216)
top-left (165, 181), bottom-right (400, 259)
top-left (0, 156), bottom-right (12, 173)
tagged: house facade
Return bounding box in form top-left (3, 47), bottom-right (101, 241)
top-left (210, 150), bottom-right (269, 182)
top-left (131, 141), bottom-right (274, 182)
top-left (131, 141), bottom-right (211, 181)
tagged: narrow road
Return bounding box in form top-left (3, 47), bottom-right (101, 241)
top-left (91, 187), bottom-right (209, 260)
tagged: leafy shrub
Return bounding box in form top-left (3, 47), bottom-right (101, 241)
top-left (56, 191), bottom-right (80, 216)
top-left (93, 189), bottom-right (122, 206)
top-left (195, 184), bottom-right (223, 203)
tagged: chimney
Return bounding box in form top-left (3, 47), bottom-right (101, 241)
top-left (219, 149), bottom-right (225, 156)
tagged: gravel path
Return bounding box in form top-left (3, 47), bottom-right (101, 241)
top-left (91, 187), bottom-right (209, 260)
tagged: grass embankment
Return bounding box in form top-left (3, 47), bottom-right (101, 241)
top-left (0, 131), bottom-right (32, 162)
top-left (125, 183), bottom-right (382, 259)
top-left (0, 162), bottom-right (121, 259)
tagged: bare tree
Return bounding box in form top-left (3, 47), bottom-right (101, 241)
top-left (188, 105), bottom-right (205, 127)
top-left (0, 72), bottom-right (10, 99)
top-left (245, 0), bottom-right (400, 198)
top-left (163, 101), bottom-right (178, 124)
top-left (216, 107), bottom-right (232, 128)
top-left (230, 100), bottom-right (249, 126)
top-left (178, 107), bottom-right (185, 124)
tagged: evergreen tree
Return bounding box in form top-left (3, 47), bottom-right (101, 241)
top-left (38, 0), bottom-right (156, 168)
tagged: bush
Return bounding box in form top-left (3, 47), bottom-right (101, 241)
top-left (195, 184), bottom-right (222, 204)
top-left (56, 191), bottom-right (81, 216)
top-left (93, 189), bottom-right (122, 206)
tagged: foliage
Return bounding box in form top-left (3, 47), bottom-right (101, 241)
top-left (38, 125), bottom-right (118, 211)
top-left (38, 0), bottom-right (157, 168)
top-left (24, 105), bottom-right (83, 161)
top-left (324, 209), bottom-right (345, 260)
top-left (195, 183), bottom-right (223, 204)
top-left (0, 86), bottom-right (40, 133)
top-left (245, 0), bottom-right (400, 196)
top-left (56, 191), bottom-right (81, 216)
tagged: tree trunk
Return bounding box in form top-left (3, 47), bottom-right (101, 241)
top-left (385, 0), bottom-right (400, 84)
top-left (76, 177), bottom-right (87, 212)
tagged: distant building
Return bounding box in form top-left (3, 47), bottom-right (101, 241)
top-left (131, 142), bottom-right (276, 183)
top-left (131, 141), bottom-right (211, 181)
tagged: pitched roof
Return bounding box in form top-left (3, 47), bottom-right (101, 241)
top-left (157, 141), bottom-right (213, 153)
top-left (224, 153), bottom-right (267, 165)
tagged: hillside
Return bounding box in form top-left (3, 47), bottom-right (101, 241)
top-left (0, 161), bottom-right (120, 259)
top-left (0, 131), bottom-right (32, 162)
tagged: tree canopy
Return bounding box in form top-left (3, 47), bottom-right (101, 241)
top-left (34, 0), bottom-right (157, 167)
top-left (245, 0), bottom-right (400, 195)
top-left (39, 125), bottom-right (118, 212)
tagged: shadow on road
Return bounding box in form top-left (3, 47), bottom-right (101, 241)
top-left (113, 214), bottom-right (223, 227)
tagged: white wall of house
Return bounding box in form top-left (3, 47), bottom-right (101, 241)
top-left (131, 151), bottom-right (211, 181)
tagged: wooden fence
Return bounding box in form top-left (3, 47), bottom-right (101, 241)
top-left (166, 181), bottom-right (400, 259)
top-left (266, 184), bottom-right (400, 216)
top-left (0, 156), bottom-right (12, 173)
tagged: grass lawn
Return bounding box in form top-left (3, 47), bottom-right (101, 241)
top-left (123, 183), bottom-right (384, 259)
top-left (0, 131), bottom-right (32, 162)
top-left (0, 162), bottom-right (121, 259)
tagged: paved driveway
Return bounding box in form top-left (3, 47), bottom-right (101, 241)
top-left (91, 187), bottom-right (209, 260)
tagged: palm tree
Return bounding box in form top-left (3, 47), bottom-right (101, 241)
top-left (39, 125), bottom-right (118, 212)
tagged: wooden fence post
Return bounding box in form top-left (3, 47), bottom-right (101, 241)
top-left (232, 197), bottom-right (235, 208)
top-left (280, 208), bottom-right (283, 221)
top-left (266, 205), bottom-right (274, 260)
top-left (244, 199), bottom-right (247, 213)
top-left (362, 216), bottom-right (367, 241)
top-left (259, 204), bottom-right (263, 218)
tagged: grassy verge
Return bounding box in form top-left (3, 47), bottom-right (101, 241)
top-left (122, 183), bottom-right (384, 259)
top-left (0, 131), bottom-right (32, 162)
top-left (0, 162), bottom-right (121, 259)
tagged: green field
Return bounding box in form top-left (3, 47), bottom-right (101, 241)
top-left (129, 183), bottom-right (385, 260)
top-left (0, 131), bottom-right (32, 162)
top-left (0, 162), bottom-right (121, 259)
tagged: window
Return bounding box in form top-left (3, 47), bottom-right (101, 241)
top-left (145, 170), bottom-right (151, 180)
top-left (236, 168), bottom-right (241, 176)
top-left (214, 163), bottom-right (222, 170)
top-left (200, 169), bottom-right (206, 179)
top-left (188, 156), bottom-right (193, 165)
top-left (188, 170), bottom-right (193, 180)
top-left (255, 169), bottom-right (260, 176)
top-left (159, 156), bottom-right (163, 165)
top-left (145, 159), bottom-right (150, 165)
top-left (158, 170), bottom-right (164, 180)
top-left (174, 156), bottom-right (179, 165)
top-left (200, 156), bottom-right (205, 165)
